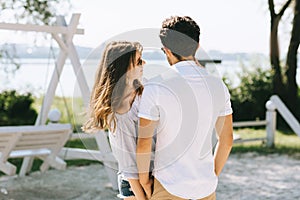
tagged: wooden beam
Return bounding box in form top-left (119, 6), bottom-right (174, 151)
top-left (270, 95), bottom-right (300, 136)
top-left (35, 14), bottom-right (82, 125)
top-left (234, 137), bottom-right (266, 143)
top-left (233, 120), bottom-right (267, 127)
top-left (59, 148), bottom-right (116, 162)
top-left (35, 49), bottom-right (68, 125)
top-left (0, 22), bottom-right (84, 35)
top-left (198, 59), bottom-right (222, 66)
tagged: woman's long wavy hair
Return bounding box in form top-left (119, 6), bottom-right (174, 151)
top-left (82, 41), bottom-right (143, 132)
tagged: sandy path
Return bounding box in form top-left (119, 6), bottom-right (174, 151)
top-left (217, 153), bottom-right (300, 200)
top-left (0, 153), bottom-right (299, 200)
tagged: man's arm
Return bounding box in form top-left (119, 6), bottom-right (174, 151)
top-left (214, 114), bottom-right (233, 176)
top-left (136, 117), bottom-right (156, 198)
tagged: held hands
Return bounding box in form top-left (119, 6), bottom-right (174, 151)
top-left (141, 177), bottom-right (153, 199)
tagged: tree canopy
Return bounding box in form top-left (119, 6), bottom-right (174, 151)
top-left (0, 0), bottom-right (68, 25)
top-left (0, 0), bottom-right (70, 74)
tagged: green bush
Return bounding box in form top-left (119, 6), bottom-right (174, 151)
top-left (225, 68), bottom-right (300, 131)
top-left (225, 68), bottom-right (273, 122)
top-left (0, 90), bottom-right (37, 126)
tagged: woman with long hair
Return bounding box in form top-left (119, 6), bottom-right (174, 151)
top-left (83, 41), bottom-right (147, 200)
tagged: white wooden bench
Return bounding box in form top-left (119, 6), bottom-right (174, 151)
top-left (0, 124), bottom-right (72, 176)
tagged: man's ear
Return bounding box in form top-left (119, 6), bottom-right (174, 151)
top-left (164, 47), bottom-right (173, 57)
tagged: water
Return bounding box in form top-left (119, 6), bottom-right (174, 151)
top-left (1, 58), bottom-right (300, 97)
top-left (0, 58), bottom-right (77, 97)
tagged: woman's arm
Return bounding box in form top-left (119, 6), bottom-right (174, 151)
top-left (137, 118), bottom-right (156, 199)
top-left (128, 179), bottom-right (147, 200)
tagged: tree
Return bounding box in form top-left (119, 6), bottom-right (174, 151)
top-left (0, 44), bottom-right (20, 75)
top-left (268, 0), bottom-right (300, 117)
top-left (0, 90), bottom-right (37, 125)
top-left (285, 0), bottom-right (300, 113)
top-left (268, 0), bottom-right (292, 97)
top-left (0, 0), bottom-right (63, 25)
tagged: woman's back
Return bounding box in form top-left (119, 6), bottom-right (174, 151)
top-left (109, 96), bottom-right (140, 179)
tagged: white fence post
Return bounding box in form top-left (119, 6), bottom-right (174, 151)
top-left (265, 100), bottom-right (277, 147)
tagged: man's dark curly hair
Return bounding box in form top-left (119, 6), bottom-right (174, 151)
top-left (159, 16), bottom-right (200, 59)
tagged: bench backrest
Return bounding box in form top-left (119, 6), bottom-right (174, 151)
top-left (0, 124), bottom-right (72, 157)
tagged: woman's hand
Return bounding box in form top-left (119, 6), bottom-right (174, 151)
top-left (141, 178), bottom-right (153, 199)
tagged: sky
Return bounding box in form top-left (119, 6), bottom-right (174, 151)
top-left (0, 0), bottom-right (282, 54)
top-left (1, 0), bottom-right (299, 96)
top-left (70, 0), bottom-right (271, 54)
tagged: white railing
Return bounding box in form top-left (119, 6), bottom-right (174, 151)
top-left (233, 120), bottom-right (268, 144)
top-left (233, 95), bottom-right (300, 147)
top-left (269, 95), bottom-right (300, 136)
top-left (233, 120), bottom-right (267, 127)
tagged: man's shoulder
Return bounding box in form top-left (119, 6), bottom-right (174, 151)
top-left (143, 72), bottom-right (177, 89)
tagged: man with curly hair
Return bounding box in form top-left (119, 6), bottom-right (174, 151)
top-left (137, 16), bottom-right (233, 200)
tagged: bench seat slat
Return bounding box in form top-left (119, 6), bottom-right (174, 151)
top-left (9, 149), bottom-right (51, 158)
top-left (18, 137), bottom-right (62, 145)
top-left (20, 131), bottom-right (67, 136)
top-left (19, 135), bottom-right (63, 140)
top-left (14, 144), bottom-right (57, 151)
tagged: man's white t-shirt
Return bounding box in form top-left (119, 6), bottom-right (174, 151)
top-left (138, 61), bottom-right (232, 199)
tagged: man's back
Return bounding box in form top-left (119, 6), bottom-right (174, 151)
top-left (138, 61), bottom-right (232, 199)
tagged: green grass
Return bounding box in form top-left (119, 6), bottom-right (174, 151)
top-left (33, 96), bottom-right (85, 132)
top-left (232, 128), bottom-right (300, 158)
top-left (63, 139), bottom-right (100, 166)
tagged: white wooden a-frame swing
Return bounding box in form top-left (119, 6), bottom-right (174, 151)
top-left (0, 14), bottom-right (118, 189)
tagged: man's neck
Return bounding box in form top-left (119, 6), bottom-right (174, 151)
top-left (172, 56), bottom-right (197, 65)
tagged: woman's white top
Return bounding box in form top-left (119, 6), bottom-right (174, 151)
top-left (109, 96), bottom-right (154, 179)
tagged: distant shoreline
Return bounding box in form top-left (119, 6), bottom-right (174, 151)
top-left (1, 43), bottom-right (271, 61)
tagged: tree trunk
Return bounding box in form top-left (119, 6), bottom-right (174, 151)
top-left (285, 0), bottom-right (300, 117)
top-left (270, 16), bottom-right (285, 96)
top-left (268, 0), bottom-right (292, 97)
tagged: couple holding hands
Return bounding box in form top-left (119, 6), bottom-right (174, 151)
top-left (83, 16), bottom-right (233, 200)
